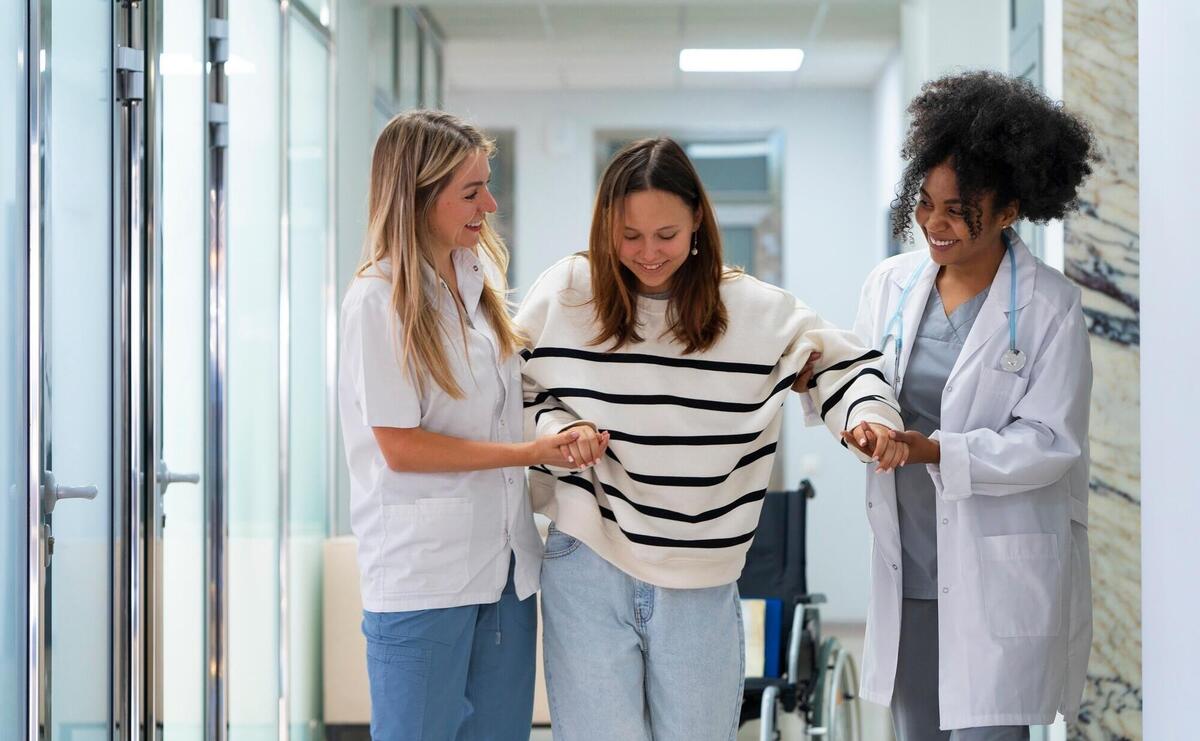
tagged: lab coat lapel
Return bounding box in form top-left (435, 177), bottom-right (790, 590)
top-left (891, 257), bottom-right (939, 393)
top-left (946, 229), bottom-right (1037, 386)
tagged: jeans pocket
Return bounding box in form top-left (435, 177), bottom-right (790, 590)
top-left (543, 523), bottom-right (581, 559)
top-left (979, 533), bottom-right (1063, 638)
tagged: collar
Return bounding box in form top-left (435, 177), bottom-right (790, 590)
top-left (418, 248), bottom-right (486, 318)
top-left (889, 227), bottom-right (1036, 312)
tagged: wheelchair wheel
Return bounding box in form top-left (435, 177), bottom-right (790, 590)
top-left (808, 638), bottom-right (862, 740)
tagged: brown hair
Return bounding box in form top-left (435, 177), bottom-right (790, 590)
top-left (358, 110), bottom-right (523, 399)
top-left (589, 137), bottom-right (729, 353)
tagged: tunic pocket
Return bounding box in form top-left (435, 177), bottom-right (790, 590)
top-left (978, 533), bottom-right (1063, 638)
top-left (381, 498), bottom-right (473, 595)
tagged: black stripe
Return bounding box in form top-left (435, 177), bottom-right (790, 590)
top-left (807, 349), bottom-right (884, 389)
top-left (526, 346), bottom-right (777, 375)
top-left (524, 392), bottom-right (553, 408)
top-left (599, 505), bottom-right (757, 549)
top-left (842, 394), bottom-right (901, 430)
top-left (519, 348), bottom-right (532, 361)
top-left (544, 373), bottom-right (797, 414)
top-left (819, 367), bottom-right (888, 421)
top-left (557, 473), bottom-right (767, 524)
top-left (534, 406), bottom-right (569, 424)
top-left (605, 427), bottom-right (767, 446)
top-left (541, 474), bottom-right (760, 548)
top-left (605, 443), bottom-right (777, 487)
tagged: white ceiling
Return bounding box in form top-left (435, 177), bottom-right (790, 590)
top-left (400, 1), bottom-right (901, 92)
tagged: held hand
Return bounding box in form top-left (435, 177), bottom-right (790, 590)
top-left (791, 352), bottom-right (822, 392)
top-left (559, 425), bottom-right (610, 469)
top-left (841, 422), bottom-right (909, 473)
top-left (887, 429), bottom-right (940, 465)
top-left (528, 429), bottom-right (581, 467)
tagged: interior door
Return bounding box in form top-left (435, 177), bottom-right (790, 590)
top-left (35, 0), bottom-right (118, 737)
top-left (153, 1), bottom-right (207, 739)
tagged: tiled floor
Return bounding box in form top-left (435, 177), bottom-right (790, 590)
top-left (527, 622), bottom-right (894, 741)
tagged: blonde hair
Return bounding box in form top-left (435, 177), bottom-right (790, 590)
top-left (358, 110), bottom-right (523, 398)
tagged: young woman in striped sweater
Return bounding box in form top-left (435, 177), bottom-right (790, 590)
top-left (516, 137), bottom-right (908, 740)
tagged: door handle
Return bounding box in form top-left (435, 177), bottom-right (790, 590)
top-left (42, 471), bottom-right (99, 514)
top-left (157, 460), bottom-right (200, 488)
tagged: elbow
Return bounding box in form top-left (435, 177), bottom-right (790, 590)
top-left (381, 452), bottom-right (410, 473)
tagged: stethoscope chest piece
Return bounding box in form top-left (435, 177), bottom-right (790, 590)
top-left (1000, 348), bottom-right (1027, 373)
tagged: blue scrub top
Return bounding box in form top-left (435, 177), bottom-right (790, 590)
top-left (894, 284), bottom-right (990, 599)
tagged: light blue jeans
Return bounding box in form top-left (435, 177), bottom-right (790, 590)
top-left (540, 525), bottom-right (745, 741)
top-left (361, 559), bottom-right (536, 741)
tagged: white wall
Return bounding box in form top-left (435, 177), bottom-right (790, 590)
top-left (447, 88), bottom-right (884, 620)
top-left (1140, 0), bottom-right (1200, 736)
top-left (872, 52), bottom-right (904, 251)
top-left (901, 0), bottom-right (1009, 102)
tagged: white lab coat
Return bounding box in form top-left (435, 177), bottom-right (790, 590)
top-left (852, 232), bottom-right (1093, 729)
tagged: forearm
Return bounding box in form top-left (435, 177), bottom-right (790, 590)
top-left (372, 426), bottom-right (532, 473)
top-left (929, 424), bottom-right (1080, 499)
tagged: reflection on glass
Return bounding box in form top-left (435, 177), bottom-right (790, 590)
top-left (0, 3), bottom-right (26, 732)
top-left (161, 0), bottom-right (206, 738)
top-left (228, 0), bottom-right (282, 738)
top-left (287, 17), bottom-right (330, 741)
top-left (48, 0), bottom-right (114, 735)
top-left (421, 34), bottom-right (440, 109)
top-left (398, 10), bottom-right (420, 110)
top-left (370, 6), bottom-right (395, 101)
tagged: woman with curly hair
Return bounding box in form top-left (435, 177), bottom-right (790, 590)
top-left (847, 71), bottom-right (1098, 739)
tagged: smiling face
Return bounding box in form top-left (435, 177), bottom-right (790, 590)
top-left (915, 160), bottom-right (1017, 267)
top-left (428, 148), bottom-right (497, 252)
top-left (617, 188), bottom-right (699, 294)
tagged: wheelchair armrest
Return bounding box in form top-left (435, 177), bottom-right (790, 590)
top-left (795, 593), bottom-right (827, 605)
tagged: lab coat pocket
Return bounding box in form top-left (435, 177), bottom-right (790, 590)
top-left (381, 498), bottom-right (473, 595)
top-left (969, 367), bottom-right (1030, 431)
top-left (978, 533), bottom-right (1062, 638)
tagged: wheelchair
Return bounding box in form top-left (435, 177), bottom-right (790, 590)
top-left (736, 480), bottom-right (863, 741)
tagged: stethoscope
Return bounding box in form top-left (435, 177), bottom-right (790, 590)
top-left (882, 230), bottom-right (1026, 393)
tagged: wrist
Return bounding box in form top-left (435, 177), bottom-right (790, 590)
top-left (512, 441), bottom-right (536, 467)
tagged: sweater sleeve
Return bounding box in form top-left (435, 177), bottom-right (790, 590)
top-left (791, 297), bottom-right (903, 461)
top-left (514, 260), bottom-right (594, 473)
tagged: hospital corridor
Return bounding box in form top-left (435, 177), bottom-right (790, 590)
top-left (0, 0), bottom-right (1195, 739)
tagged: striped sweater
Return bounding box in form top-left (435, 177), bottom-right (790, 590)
top-left (517, 256), bottom-right (903, 588)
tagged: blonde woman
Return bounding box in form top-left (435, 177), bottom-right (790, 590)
top-left (337, 110), bottom-right (591, 741)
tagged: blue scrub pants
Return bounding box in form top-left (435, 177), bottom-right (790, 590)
top-left (362, 559), bottom-right (537, 741)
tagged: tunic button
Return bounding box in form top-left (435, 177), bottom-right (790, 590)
top-left (942, 518), bottom-right (949, 525)
top-left (891, 563), bottom-right (898, 570)
top-left (942, 587), bottom-right (950, 594)
top-left (868, 502), bottom-right (874, 509)
top-left (473, 265), bottom-right (479, 272)
top-left (507, 477), bottom-right (515, 485)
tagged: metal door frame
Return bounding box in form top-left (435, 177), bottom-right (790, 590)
top-left (26, 0), bottom-right (148, 736)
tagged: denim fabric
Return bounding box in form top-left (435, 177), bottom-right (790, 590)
top-left (539, 525), bottom-right (745, 741)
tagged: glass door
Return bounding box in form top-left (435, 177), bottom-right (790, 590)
top-left (36, 0), bottom-right (117, 737)
top-left (155, 1), bottom-right (207, 739)
top-left (2, 0), bottom-right (28, 734)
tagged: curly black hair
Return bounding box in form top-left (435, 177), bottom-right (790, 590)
top-left (891, 70), bottom-right (1098, 240)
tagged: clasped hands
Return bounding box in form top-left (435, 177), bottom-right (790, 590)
top-left (791, 351), bottom-right (937, 472)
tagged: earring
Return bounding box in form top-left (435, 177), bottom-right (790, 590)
top-left (691, 232), bottom-right (699, 256)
